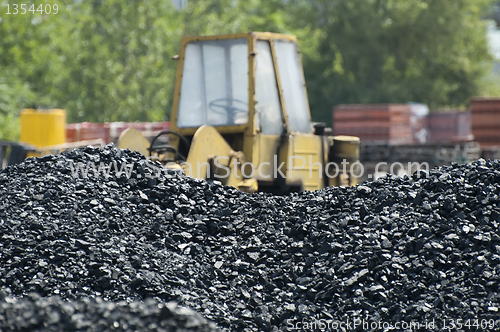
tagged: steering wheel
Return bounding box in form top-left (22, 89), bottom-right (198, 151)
top-left (208, 98), bottom-right (248, 115)
top-left (148, 130), bottom-right (190, 163)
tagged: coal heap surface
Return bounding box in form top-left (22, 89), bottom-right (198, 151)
top-left (0, 292), bottom-right (218, 331)
top-left (1, 145), bottom-right (500, 331)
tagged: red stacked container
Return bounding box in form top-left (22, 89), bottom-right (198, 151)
top-left (66, 122), bottom-right (110, 143)
top-left (470, 98), bottom-right (500, 147)
top-left (427, 111), bottom-right (472, 143)
top-left (333, 104), bottom-right (413, 144)
top-left (66, 122), bottom-right (170, 144)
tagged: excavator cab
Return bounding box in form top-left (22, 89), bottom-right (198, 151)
top-left (119, 32), bottom-right (360, 193)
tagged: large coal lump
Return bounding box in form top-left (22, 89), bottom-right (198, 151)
top-left (0, 145), bottom-right (500, 331)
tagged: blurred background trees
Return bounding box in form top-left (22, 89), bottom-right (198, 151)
top-left (0, 0), bottom-right (498, 137)
top-left (295, 0), bottom-right (497, 123)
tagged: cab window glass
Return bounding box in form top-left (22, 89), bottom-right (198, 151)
top-left (177, 38), bottom-right (248, 128)
top-left (274, 39), bottom-right (312, 133)
top-left (255, 40), bottom-right (283, 135)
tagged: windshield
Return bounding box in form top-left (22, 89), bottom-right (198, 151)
top-left (254, 40), bottom-right (284, 135)
top-left (177, 38), bottom-right (249, 128)
top-left (274, 39), bottom-right (312, 133)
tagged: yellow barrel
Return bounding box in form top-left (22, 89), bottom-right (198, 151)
top-left (330, 135), bottom-right (361, 187)
top-left (331, 135), bottom-right (360, 164)
top-left (20, 109), bottom-right (66, 148)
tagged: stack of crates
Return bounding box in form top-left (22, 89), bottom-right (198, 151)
top-left (470, 98), bottom-right (500, 147)
top-left (333, 104), bottom-right (413, 144)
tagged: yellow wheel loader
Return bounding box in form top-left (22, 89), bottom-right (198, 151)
top-left (118, 32), bottom-right (360, 194)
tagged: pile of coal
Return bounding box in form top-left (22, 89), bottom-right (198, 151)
top-left (0, 291), bottom-right (218, 331)
top-left (0, 145), bottom-right (499, 331)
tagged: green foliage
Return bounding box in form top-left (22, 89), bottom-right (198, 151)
top-left (181, 0), bottom-right (288, 35)
top-left (43, 0), bottom-right (184, 122)
top-left (0, 0), bottom-right (498, 128)
top-left (291, 0), bottom-right (496, 124)
top-left (0, 75), bottom-right (35, 140)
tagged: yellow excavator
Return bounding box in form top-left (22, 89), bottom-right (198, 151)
top-left (118, 32), bottom-right (360, 194)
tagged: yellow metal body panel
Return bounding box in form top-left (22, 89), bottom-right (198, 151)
top-left (117, 128), bottom-right (151, 156)
top-left (20, 109), bottom-right (66, 147)
top-left (182, 125), bottom-right (257, 192)
top-left (283, 134), bottom-right (324, 191)
top-left (183, 125), bottom-right (234, 179)
top-left (252, 134), bottom-right (281, 182)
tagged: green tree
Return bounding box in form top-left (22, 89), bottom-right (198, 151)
top-left (289, 0), bottom-right (496, 124)
top-left (0, 76), bottom-right (35, 140)
top-left (43, 0), bottom-right (185, 122)
top-left (0, 2), bottom-right (52, 139)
